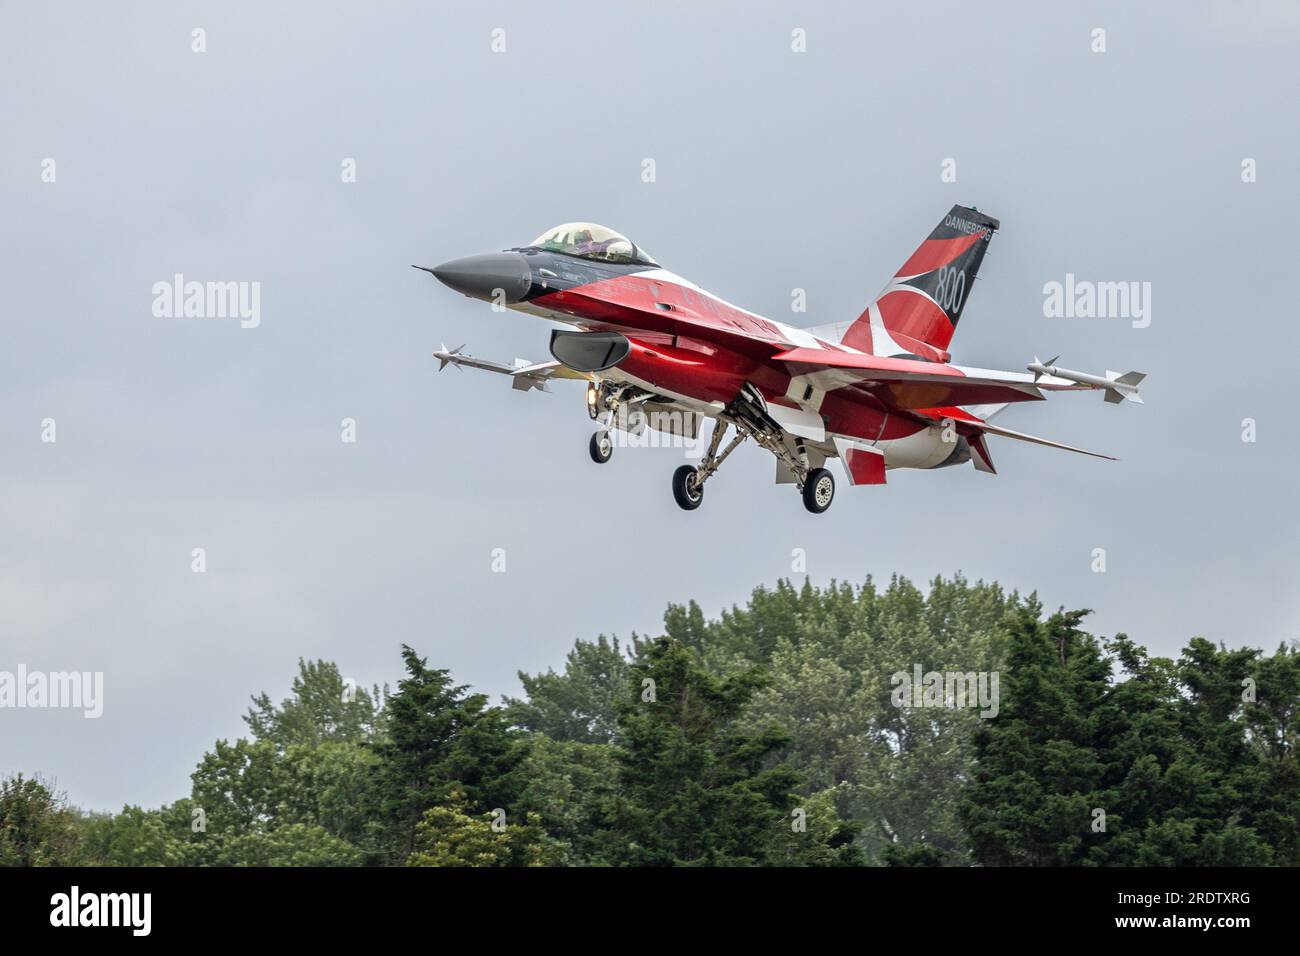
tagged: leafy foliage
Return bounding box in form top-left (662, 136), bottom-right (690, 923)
top-left (370, 645), bottom-right (529, 864)
top-left (409, 790), bottom-right (558, 867)
top-left (503, 635), bottom-right (629, 744)
top-left (960, 613), bottom-right (1286, 866)
top-left (598, 637), bottom-right (803, 865)
top-left (6, 574), bottom-right (1299, 867)
top-left (0, 775), bottom-right (80, 866)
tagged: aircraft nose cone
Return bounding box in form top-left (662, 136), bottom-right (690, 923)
top-left (431, 253), bottom-right (532, 304)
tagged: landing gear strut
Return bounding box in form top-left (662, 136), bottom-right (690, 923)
top-left (587, 382), bottom-right (655, 465)
top-left (666, 389), bottom-right (839, 514)
top-left (670, 421), bottom-right (747, 512)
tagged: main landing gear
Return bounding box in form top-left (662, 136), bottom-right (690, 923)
top-left (802, 467), bottom-right (835, 514)
top-left (671, 465), bottom-right (704, 510)
top-left (584, 380), bottom-right (837, 514)
top-left (668, 417), bottom-right (836, 515)
top-left (670, 419), bottom-right (747, 511)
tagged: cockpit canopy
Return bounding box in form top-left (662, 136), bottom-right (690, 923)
top-left (527, 222), bottom-right (658, 267)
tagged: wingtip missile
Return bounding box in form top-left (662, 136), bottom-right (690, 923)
top-left (1027, 359), bottom-right (1145, 404)
top-left (1103, 370), bottom-right (1146, 404)
top-left (433, 343), bottom-right (467, 372)
top-left (1029, 354), bottom-right (1060, 382)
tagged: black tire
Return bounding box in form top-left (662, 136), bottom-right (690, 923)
top-left (589, 430), bottom-right (613, 464)
top-left (671, 465), bottom-right (704, 511)
top-left (802, 467), bottom-right (835, 514)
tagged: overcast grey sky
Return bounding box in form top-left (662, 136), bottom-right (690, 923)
top-left (3, 1), bottom-right (1299, 811)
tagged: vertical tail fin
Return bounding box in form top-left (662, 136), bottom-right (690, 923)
top-left (841, 205), bottom-right (999, 359)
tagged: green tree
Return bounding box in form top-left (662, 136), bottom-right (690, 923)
top-left (739, 574), bottom-right (1019, 864)
top-left (1243, 642), bottom-right (1300, 863)
top-left (18, 574), bottom-right (1299, 870)
top-left (1081, 635), bottom-right (1272, 865)
top-left (960, 609), bottom-right (1113, 866)
top-left (773, 786), bottom-right (864, 866)
top-left (504, 636), bottom-right (629, 744)
top-left (75, 805), bottom-right (186, 866)
top-left (245, 658), bottom-right (384, 747)
top-left (409, 789), bottom-right (558, 866)
top-left (371, 645), bottom-right (528, 864)
top-left (514, 734), bottom-right (620, 866)
top-left (210, 823), bottom-right (365, 866)
top-left (0, 774), bottom-right (81, 866)
top-left (178, 658), bottom-right (387, 865)
top-left (601, 637), bottom-right (801, 866)
top-left (961, 616), bottom-right (1280, 866)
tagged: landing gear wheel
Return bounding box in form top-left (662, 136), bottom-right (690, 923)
top-left (589, 430), bottom-right (613, 464)
top-left (802, 468), bottom-right (835, 514)
top-left (672, 465), bottom-right (704, 511)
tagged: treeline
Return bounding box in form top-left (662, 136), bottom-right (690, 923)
top-left (3, 575), bottom-right (1298, 866)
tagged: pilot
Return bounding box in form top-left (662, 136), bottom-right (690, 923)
top-left (572, 228), bottom-right (595, 254)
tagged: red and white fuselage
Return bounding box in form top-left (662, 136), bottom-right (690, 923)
top-left (425, 210), bottom-right (1140, 511)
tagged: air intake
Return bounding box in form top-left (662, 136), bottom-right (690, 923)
top-left (549, 330), bottom-right (631, 372)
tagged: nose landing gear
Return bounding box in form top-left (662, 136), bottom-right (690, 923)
top-left (589, 430), bottom-right (613, 463)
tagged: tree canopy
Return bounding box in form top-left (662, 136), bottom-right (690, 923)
top-left (5, 574), bottom-right (1296, 867)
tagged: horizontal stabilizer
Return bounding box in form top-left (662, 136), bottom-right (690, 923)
top-left (968, 420), bottom-right (1116, 461)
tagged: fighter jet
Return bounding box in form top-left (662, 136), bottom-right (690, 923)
top-left (418, 208), bottom-right (1143, 514)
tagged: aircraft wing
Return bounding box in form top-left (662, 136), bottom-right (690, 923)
top-left (770, 348), bottom-right (1088, 410)
top-left (909, 406), bottom-right (1117, 473)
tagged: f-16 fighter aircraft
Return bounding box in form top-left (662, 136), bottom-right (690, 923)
top-left (419, 208), bottom-right (1144, 514)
